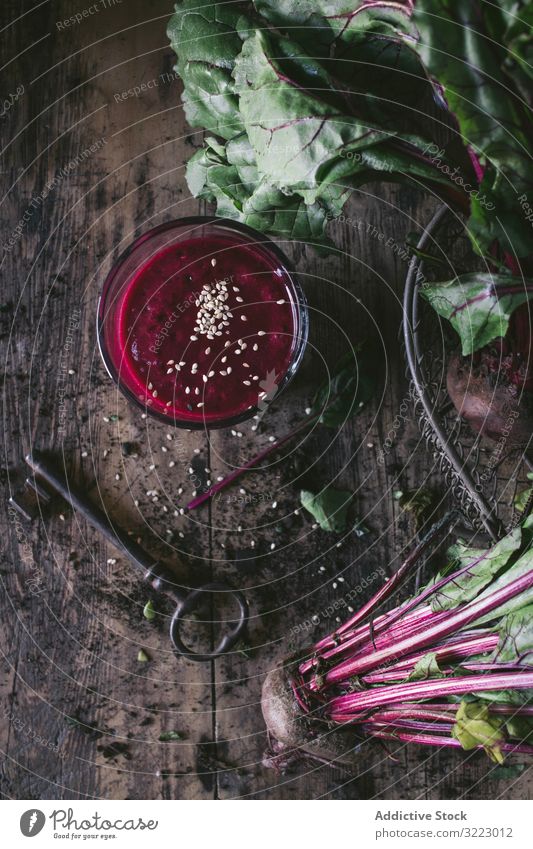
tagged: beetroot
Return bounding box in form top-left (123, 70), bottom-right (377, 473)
top-left (262, 523), bottom-right (533, 770)
top-left (446, 304), bottom-right (533, 447)
top-left (261, 663), bottom-right (362, 770)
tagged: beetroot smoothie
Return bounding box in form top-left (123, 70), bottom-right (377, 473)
top-left (98, 220), bottom-right (307, 427)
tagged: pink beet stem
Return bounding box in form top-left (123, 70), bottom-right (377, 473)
top-left (363, 728), bottom-right (533, 755)
top-left (328, 671), bottom-right (533, 715)
top-left (324, 569), bottom-right (533, 683)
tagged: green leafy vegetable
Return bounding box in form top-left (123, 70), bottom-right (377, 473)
top-left (393, 487), bottom-right (435, 528)
top-left (490, 763), bottom-right (526, 779)
top-left (137, 649), bottom-right (149, 663)
top-left (407, 652), bottom-right (446, 681)
top-left (169, 0), bottom-right (465, 253)
top-left (474, 548), bottom-right (533, 626)
top-left (431, 528), bottom-right (523, 612)
top-left (413, 0), bottom-right (533, 259)
top-left (143, 600), bottom-right (156, 621)
top-left (493, 603), bottom-right (533, 665)
top-left (504, 715), bottom-right (533, 745)
top-left (167, 0), bottom-right (253, 139)
top-left (300, 487), bottom-right (354, 532)
top-left (514, 472), bottom-right (533, 515)
top-left (452, 700), bottom-right (505, 763)
top-left (311, 348), bottom-right (376, 428)
top-left (158, 730), bottom-right (183, 741)
top-left (422, 275), bottom-right (533, 356)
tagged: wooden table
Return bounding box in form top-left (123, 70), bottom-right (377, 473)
top-left (1, 0), bottom-right (531, 800)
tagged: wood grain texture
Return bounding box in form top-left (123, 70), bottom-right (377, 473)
top-left (1, 0), bottom-right (531, 801)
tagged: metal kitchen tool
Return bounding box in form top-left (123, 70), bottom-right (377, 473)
top-left (9, 450), bottom-right (248, 662)
top-left (403, 205), bottom-right (533, 541)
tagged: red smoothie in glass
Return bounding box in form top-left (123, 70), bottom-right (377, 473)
top-left (111, 231), bottom-right (300, 425)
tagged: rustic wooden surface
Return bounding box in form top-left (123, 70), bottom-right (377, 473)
top-left (1, 0), bottom-right (531, 801)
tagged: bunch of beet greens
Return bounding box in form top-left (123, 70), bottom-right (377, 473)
top-left (263, 517), bottom-right (533, 764)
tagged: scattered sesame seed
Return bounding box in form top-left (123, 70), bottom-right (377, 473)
top-left (185, 386), bottom-right (190, 394)
top-left (68, 368), bottom-right (75, 375)
top-left (257, 331), bottom-right (266, 336)
top-left (240, 315), bottom-right (247, 321)
top-left (194, 448), bottom-right (200, 454)
top-left (81, 451), bottom-right (88, 458)
top-left (167, 360), bottom-right (175, 366)
top-left (169, 461), bottom-right (175, 468)
top-left (243, 380), bottom-right (251, 386)
top-left (253, 343), bottom-right (258, 351)
top-left (208, 370), bottom-right (215, 378)
top-left (270, 542), bottom-right (275, 550)
top-left (239, 488), bottom-right (246, 495)
top-left (205, 347), bottom-right (211, 355)
top-left (152, 390), bottom-right (158, 398)
top-left (202, 374), bottom-right (208, 383)
top-left (305, 407), bottom-right (311, 415)
top-left (149, 464), bottom-right (155, 471)
top-left (161, 446), bottom-right (168, 453)
top-left (272, 501), bottom-right (278, 508)
top-left (277, 299), bottom-right (285, 305)
top-left (115, 473), bottom-right (121, 481)
top-left (211, 258), bottom-right (216, 266)
top-left (217, 475), bottom-right (223, 482)
top-left (268, 436), bottom-right (275, 442)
